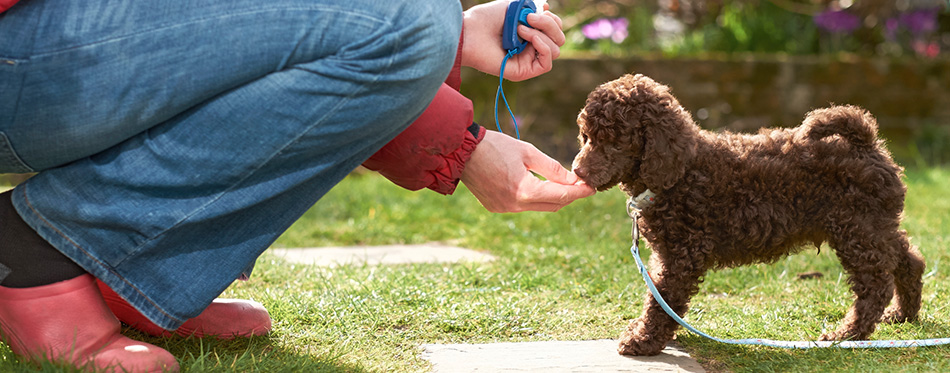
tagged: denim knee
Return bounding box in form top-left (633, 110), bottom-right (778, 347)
top-left (390, 0), bottom-right (463, 91)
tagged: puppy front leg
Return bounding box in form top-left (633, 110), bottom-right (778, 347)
top-left (618, 254), bottom-right (703, 356)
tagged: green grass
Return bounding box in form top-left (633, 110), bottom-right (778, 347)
top-left (1, 167), bottom-right (948, 372)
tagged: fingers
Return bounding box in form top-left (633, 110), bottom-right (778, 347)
top-left (515, 143), bottom-right (596, 212)
top-left (519, 13), bottom-right (563, 59)
top-left (505, 32), bottom-right (555, 81)
top-left (520, 142), bottom-right (579, 185)
top-left (460, 132), bottom-right (595, 213)
top-left (459, 1), bottom-right (565, 78)
top-left (545, 10), bottom-right (563, 30)
top-left (503, 11), bottom-right (561, 81)
top-left (529, 34), bottom-right (554, 73)
top-left (518, 181), bottom-right (596, 212)
top-left (484, 176), bottom-right (595, 213)
top-left (524, 12), bottom-right (565, 47)
top-left (500, 173), bottom-right (595, 213)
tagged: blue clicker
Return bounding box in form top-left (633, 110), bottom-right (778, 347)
top-left (501, 0), bottom-right (536, 54)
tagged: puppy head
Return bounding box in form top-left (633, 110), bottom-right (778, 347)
top-left (571, 74), bottom-right (698, 193)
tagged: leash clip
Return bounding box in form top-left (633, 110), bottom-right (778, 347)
top-left (626, 198), bottom-right (639, 218)
top-left (626, 198), bottom-right (640, 244)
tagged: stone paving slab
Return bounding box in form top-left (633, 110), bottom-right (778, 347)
top-left (422, 339), bottom-right (704, 372)
top-left (269, 243), bottom-right (495, 267)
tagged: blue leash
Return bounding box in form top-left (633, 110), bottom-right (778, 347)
top-left (494, 50), bottom-right (521, 140)
top-left (494, 0), bottom-right (537, 140)
top-left (626, 199), bottom-right (950, 349)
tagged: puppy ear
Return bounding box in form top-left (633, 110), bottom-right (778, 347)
top-left (638, 103), bottom-right (697, 191)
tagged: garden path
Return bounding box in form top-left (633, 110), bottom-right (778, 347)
top-left (268, 243), bottom-right (495, 267)
top-left (423, 339), bottom-right (703, 372)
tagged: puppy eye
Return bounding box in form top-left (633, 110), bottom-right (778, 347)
top-left (582, 134), bottom-right (589, 143)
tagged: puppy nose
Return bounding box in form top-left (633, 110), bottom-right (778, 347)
top-left (573, 166), bottom-right (587, 179)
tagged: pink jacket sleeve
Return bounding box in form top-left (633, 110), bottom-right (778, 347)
top-left (0, 0), bottom-right (19, 13)
top-left (362, 31), bottom-right (486, 195)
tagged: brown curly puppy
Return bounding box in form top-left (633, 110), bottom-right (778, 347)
top-left (572, 74), bottom-right (925, 356)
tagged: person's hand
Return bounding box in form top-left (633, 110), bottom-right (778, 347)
top-left (461, 0), bottom-right (564, 82)
top-left (461, 131), bottom-right (595, 213)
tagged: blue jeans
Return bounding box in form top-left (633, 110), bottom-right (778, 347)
top-left (0, 0), bottom-right (461, 329)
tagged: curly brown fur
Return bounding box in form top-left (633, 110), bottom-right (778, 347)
top-left (572, 74), bottom-right (925, 356)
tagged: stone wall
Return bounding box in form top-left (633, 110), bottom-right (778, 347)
top-left (462, 54), bottom-right (950, 164)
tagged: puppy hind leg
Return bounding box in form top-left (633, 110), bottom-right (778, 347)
top-left (821, 234), bottom-right (895, 341)
top-left (882, 231), bottom-right (924, 324)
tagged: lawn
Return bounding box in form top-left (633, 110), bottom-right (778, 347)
top-left (0, 167), bottom-right (947, 372)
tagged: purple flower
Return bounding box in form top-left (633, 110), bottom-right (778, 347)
top-left (814, 9), bottom-right (861, 34)
top-left (896, 8), bottom-right (939, 36)
top-left (581, 18), bottom-right (629, 43)
top-left (886, 17), bottom-right (900, 36)
top-left (885, 8), bottom-right (940, 41)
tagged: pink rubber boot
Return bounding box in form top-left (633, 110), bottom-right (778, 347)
top-left (97, 280), bottom-right (271, 340)
top-left (0, 274), bottom-right (179, 372)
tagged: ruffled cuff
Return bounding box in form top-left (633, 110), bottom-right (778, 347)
top-left (426, 124), bottom-right (486, 194)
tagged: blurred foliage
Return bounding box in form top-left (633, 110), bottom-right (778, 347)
top-left (664, 0), bottom-right (821, 54)
top-left (513, 0), bottom-right (950, 58)
top-left (909, 121), bottom-right (950, 167)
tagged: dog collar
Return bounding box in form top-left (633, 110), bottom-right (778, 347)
top-left (629, 189), bottom-right (656, 211)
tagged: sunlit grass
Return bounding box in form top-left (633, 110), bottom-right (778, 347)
top-left (0, 167), bottom-right (947, 372)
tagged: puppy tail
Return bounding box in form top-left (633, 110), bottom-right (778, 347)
top-left (803, 105), bottom-right (879, 150)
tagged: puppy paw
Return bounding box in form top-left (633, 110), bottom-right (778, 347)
top-left (818, 331), bottom-right (846, 341)
top-left (617, 339), bottom-right (665, 356)
top-left (617, 320), bottom-right (667, 356)
top-left (880, 307), bottom-right (916, 324)
top-left (818, 329), bottom-right (868, 342)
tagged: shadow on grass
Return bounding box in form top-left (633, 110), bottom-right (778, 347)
top-left (148, 331), bottom-right (367, 373)
top-left (0, 329), bottom-right (368, 373)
